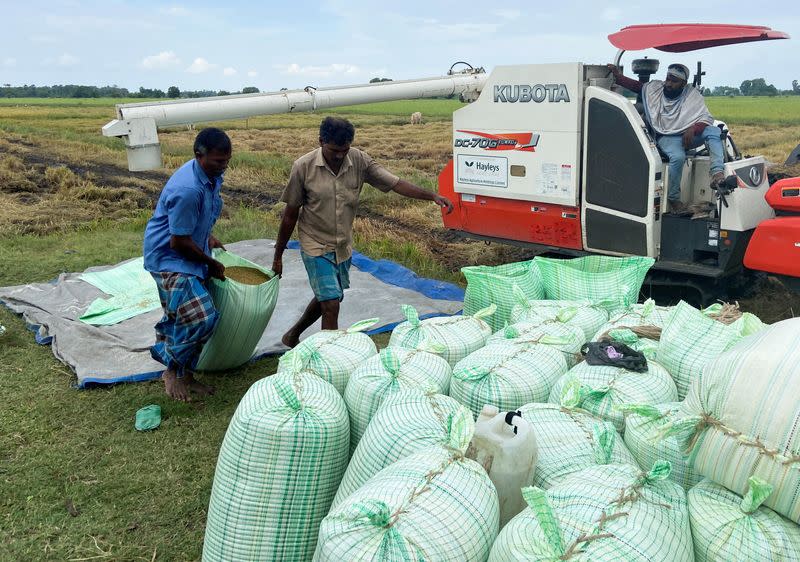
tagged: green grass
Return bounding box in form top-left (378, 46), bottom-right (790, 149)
top-left (706, 95), bottom-right (800, 126)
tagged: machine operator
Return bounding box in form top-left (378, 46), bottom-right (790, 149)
top-left (608, 63), bottom-right (725, 214)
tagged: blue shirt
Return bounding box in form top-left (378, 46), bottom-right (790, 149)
top-left (143, 159), bottom-right (223, 277)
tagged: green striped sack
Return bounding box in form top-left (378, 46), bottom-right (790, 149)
top-left (462, 260), bottom-right (544, 332)
top-left (548, 361), bottom-right (678, 433)
top-left (489, 462), bottom-right (693, 562)
top-left (487, 321), bottom-right (584, 367)
top-left (508, 288), bottom-right (611, 342)
top-left (449, 340), bottom-right (568, 419)
top-left (315, 449), bottom-right (499, 561)
top-left (591, 299), bottom-right (672, 359)
top-left (534, 255), bottom-right (655, 310)
top-left (277, 318), bottom-right (379, 395)
top-left (662, 319), bottom-right (800, 523)
top-left (388, 304), bottom-right (494, 367)
top-left (203, 372), bottom-right (349, 562)
top-left (702, 303), bottom-right (768, 338)
top-left (658, 301), bottom-right (741, 400)
top-left (518, 402), bottom-right (637, 489)
top-left (333, 390), bottom-right (474, 508)
top-left (196, 251), bottom-right (280, 371)
top-left (618, 402), bottom-right (702, 490)
top-left (344, 346), bottom-right (452, 453)
top-left (689, 477), bottom-right (800, 562)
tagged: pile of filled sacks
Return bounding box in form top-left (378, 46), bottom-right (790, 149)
top-left (202, 255), bottom-right (799, 561)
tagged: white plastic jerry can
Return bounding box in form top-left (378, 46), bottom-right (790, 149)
top-left (466, 404), bottom-right (538, 528)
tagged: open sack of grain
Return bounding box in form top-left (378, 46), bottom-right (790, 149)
top-left (196, 250), bottom-right (279, 371)
top-left (462, 260), bottom-right (544, 332)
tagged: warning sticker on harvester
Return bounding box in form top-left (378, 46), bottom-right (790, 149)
top-left (535, 162), bottom-right (572, 196)
top-left (456, 154), bottom-right (508, 188)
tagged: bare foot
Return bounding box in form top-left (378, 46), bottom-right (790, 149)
top-left (185, 372), bottom-right (215, 396)
top-left (281, 332), bottom-right (300, 349)
top-left (163, 369), bottom-right (191, 402)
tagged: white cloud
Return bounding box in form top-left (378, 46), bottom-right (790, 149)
top-left (276, 63), bottom-right (360, 77)
top-left (2, 57), bottom-right (17, 68)
top-left (186, 57), bottom-right (217, 73)
top-left (494, 9), bottom-right (521, 20)
top-left (601, 7), bottom-right (622, 21)
top-left (141, 51), bottom-right (181, 70)
top-left (223, 67), bottom-right (237, 76)
top-left (56, 53), bottom-right (79, 66)
top-left (159, 5), bottom-right (189, 16)
top-left (247, 70), bottom-right (258, 78)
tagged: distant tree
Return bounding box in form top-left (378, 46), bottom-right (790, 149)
top-left (740, 78), bottom-right (778, 96)
top-left (217, 90), bottom-right (231, 96)
top-left (369, 77), bottom-right (392, 83)
top-left (701, 87), bottom-right (711, 96)
top-left (167, 86), bottom-right (181, 98)
top-left (793, 80), bottom-right (800, 94)
top-left (710, 85), bottom-right (740, 97)
top-left (241, 86), bottom-right (260, 94)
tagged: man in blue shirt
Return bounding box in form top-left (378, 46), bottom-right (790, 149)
top-left (143, 128), bottom-right (231, 402)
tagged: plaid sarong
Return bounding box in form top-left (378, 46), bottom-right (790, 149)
top-left (151, 272), bottom-right (218, 377)
top-left (301, 251), bottom-right (351, 302)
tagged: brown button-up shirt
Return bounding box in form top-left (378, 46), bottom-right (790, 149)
top-left (280, 147), bottom-right (399, 263)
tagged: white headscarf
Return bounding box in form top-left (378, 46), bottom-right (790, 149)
top-left (642, 80), bottom-right (713, 136)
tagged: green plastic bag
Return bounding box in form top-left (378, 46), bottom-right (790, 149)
top-left (489, 462), bottom-right (693, 562)
top-left (334, 390), bottom-right (474, 508)
top-left (518, 402), bottom-right (637, 489)
top-left (278, 318), bottom-right (379, 395)
top-left (450, 340), bottom-right (568, 419)
top-left (549, 362), bottom-right (678, 433)
top-left (663, 318), bottom-right (800, 524)
top-left (535, 255), bottom-right (655, 310)
top-left (203, 372), bottom-right (349, 562)
top-left (344, 346), bottom-right (451, 453)
top-left (462, 260), bottom-right (544, 332)
top-left (316, 449), bottom-right (499, 561)
top-left (196, 251), bottom-right (279, 372)
top-left (618, 402), bottom-right (702, 490)
top-left (658, 301), bottom-right (740, 399)
top-left (689, 477), bottom-right (800, 561)
top-left (388, 304), bottom-right (494, 367)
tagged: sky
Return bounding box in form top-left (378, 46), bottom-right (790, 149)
top-left (2, 0), bottom-right (798, 92)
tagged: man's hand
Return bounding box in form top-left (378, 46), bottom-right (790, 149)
top-left (434, 194), bottom-right (454, 214)
top-left (271, 255), bottom-right (283, 278)
top-left (208, 259), bottom-right (226, 280)
top-left (606, 64), bottom-right (621, 78)
top-left (209, 235), bottom-right (225, 250)
top-left (682, 127), bottom-right (695, 149)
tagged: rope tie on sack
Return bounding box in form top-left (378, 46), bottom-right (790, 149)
top-left (703, 302), bottom-right (743, 325)
top-left (694, 413), bottom-right (800, 465)
top-left (387, 452), bottom-right (463, 528)
top-left (559, 463), bottom-right (672, 559)
top-left (600, 324), bottom-right (662, 342)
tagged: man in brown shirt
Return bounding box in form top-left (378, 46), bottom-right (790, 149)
top-left (272, 116), bottom-right (453, 348)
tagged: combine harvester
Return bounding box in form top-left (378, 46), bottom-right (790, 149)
top-left (103, 23), bottom-right (795, 304)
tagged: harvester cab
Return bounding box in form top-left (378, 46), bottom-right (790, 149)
top-left (439, 23), bottom-right (790, 303)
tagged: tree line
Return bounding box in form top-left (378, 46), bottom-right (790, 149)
top-left (703, 78), bottom-right (800, 97)
top-left (0, 84), bottom-right (261, 99)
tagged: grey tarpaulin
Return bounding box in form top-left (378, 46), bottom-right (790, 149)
top-left (0, 239), bottom-right (464, 387)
